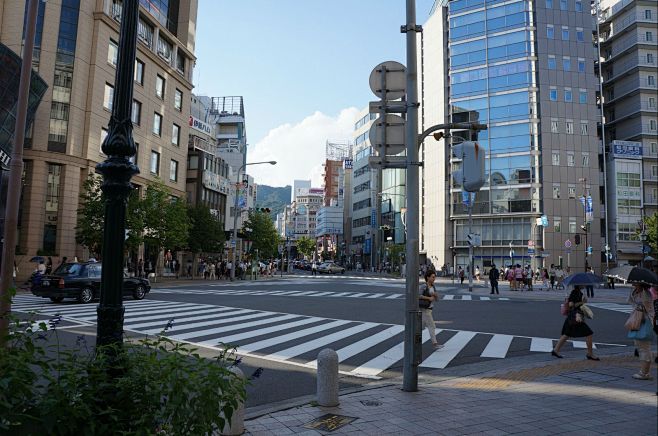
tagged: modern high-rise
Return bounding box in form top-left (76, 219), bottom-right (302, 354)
top-left (2, 0), bottom-right (197, 269)
top-left (422, 0), bottom-right (603, 273)
top-left (598, 0), bottom-right (657, 266)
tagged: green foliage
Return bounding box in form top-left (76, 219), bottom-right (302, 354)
top-left (296, 236), bottom-right (316, 259)
top-left (142, 179), bottom-right (189, 253)
top-left (187, 204), bottom-right (226, 253)
top-left (242, 210), bottom-right (279, 259)
top-left (643, 212), bottom-right (657, 256)
top-left (75, 174), bottom-right (144, 257)
top-left (0, 295), bottom-right (246, 435)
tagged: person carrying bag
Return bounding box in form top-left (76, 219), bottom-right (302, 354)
top-left (419, 270), bottom-right (442, 349)
top-left (627, 283), bottom-right (655, 380)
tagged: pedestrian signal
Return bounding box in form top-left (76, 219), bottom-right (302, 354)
top-left (574, 234), bottom-right (581, 245)
top-left (258, 208), bottom-right (271, 213)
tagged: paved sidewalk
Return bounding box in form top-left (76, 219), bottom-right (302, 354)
top-left (244, 348), bottom-right (657, 435)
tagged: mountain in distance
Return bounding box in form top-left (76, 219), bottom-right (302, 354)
top-left (256, 185), bottom-right (291, 219)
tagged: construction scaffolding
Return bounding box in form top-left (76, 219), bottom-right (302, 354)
top-left (325, 140), bottom-right (352, 161)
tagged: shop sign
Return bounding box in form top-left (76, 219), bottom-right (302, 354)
top-left (612, 140), bottom-right (642, 159)
top-left (617, 188), bottom-right (641, 199)
top-left (189, 115), bottom-right (213, 135)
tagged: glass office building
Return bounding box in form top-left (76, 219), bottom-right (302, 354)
top-left (444, 0), bottom-right (603, 271)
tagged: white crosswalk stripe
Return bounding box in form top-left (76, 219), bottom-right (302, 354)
top-left (587, 302), bottom-right (633, 314)
top-left (10, 295), bottom-right (624, 379)
top-left (151, 288), bottom-right (509, 301)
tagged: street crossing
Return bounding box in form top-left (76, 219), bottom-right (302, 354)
top-left (11, 295), bottom-right (624, 379)
top-left (587, 302), bottom-right (634, 314)
top-left (151, 287), bottom-right (510, 301)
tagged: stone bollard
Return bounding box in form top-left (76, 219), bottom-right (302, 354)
top-left (317, 348), bottom-right (339, 407)
top-left (221, 367), bottom-right (245, 435)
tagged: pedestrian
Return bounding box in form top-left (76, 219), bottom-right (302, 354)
top-left (489, 264), bottom-right (499, 295)
top-left (138, 259), bottom-right (144, 278)
top-left (585, 266), bottom-right (595, 298)
top-left (458, 266), bottom-right (464, 284)
top-left (209, 262), bottom-right (216, 280)
top-left (45, 257), bottom-right (53, 274)
top-left (515, 264), bottom-right (524, 291)
top-left (312, 261), bottom-right (317, 276)
top-left (37, 260), bottom-right (46, 275)
top-left (626, 283), bottom-right (654, 380)
top-left (187, 260), bottom-right (192, 279)
top-left (419, 269), bottom-right (442, 349)
top-left (549, 265), bottom-right (556, 290)
top-left (12, 261), bottom-right (18, 287)
top-left (475, 265), bottom-right (481, 282)
top-left (541, 268), bottom-right (549, 290)
top-left (552, 285), bottom-right (599, 360)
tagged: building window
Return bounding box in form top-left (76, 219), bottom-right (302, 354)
top-left (157, 36), bottom-right (173, 63)
top-left (562, 26), bottom-right (569, 40)
top-left (647, 53), bottom-right (655, 64)
top-left (568, 185), bottom-right (576, 198)
top-left (153, 112), bottom-right (162, 136)
top-left (554, 217), bottom-right (561, 233)
top-left (651, 119), bottom-right (657, 131)
top-left (43, 163), bottom-right (62, 253)
top-left (550, 87), bottom-right (558, 101)
top-left (566, 121), bottom-right (574, 134)
top-left (576, 28), bottom-right (584, 41)
top-left (647, 32), bottom-right (654, 42)
top-left (582, 153), bottom-right (590, 166)
top-left (649, 97), bottom-right (656, 108)
top-left (103, 83), bottom-right (114, 111)
top-left (579, 89), bottom-right (587, 103)
top-left (618, 223), bottom-right (639, 241)
top-left (172, 123), bottom-right (180, 146)
top-left (134, 59), bottom-right (144, 85)
top-left (174, 89), bottom-right (183, 111)
top-left (563, 57), bottom-right (571, 71)
top-left (548, 56), bottom-right (556, 70)
top-left (137, 16), bottom-right (153, 47)
top-left (567, 152), bottom-right (575, 166)
top-left (651, 142), bottom-right (657, 154)
top-left (578, 58), bottom-right (586, 73)
top-left (652, 165), bottom-right (658, 177)
top-left (100, 128), bottom-right (108, 153)
top-left (176, 51), bottom-right (185, 73)
top-left (649, 75), bottom-right (656, 86)
top-left (551, 119), bottom-right (559, 133)
top-left (645, 10), bottom-right (652, 19)
top-left (150, 150), bottom-right (160, 175)
top-left (552, 151), bottom-right (560, 165)
top-left (155, 74), bottom-right (165, 99)
top-left (580, 121), bottom-right (588, 135)
top-left (560, 0), bottom-right (567, 9)
top-left (575, 0), bottom-right (582, 12)
top-left (553, 185), bottom-right (561, 199)
top-left (565, 88), bottom-right (573, 102)
top-left (547, 25), bottom-right (554, 39)
top-left (546, 0), bottom-right (553, 7)
top-left (569, 218), bottom-right (577, 234)
top-left (108, 39), bottom-right (118, 66)
top-left (170, 159), bottom-right (178, 182)
top-left (129, 142), bottom-right (139, 165)
top-left (131, 100), bottom-right (141, 125)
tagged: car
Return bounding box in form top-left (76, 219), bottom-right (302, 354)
top-left (31, 262), bottom-right (151, 304)
top-left (317, 262), bottom-right (345, 274)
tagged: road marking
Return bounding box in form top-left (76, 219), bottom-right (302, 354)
top-left (365, 293), bottom-right (386, 299)
top-left (78, 303), bottom-right (207, 322)
top-left (420, 331), bottom-right (476, 369)
top-left (530, 337), bottom-right (554, 352)
top-left (198, 317), bottom-right (325, 347)
top-left (169, 313), bottom-right (300, 341)
top-left (443, 295), bottom-right (454, 300)
top-left (587, 303), bottom-right (633, 314)
top-left (481, 334), bottom-right (515, 358)
top-left (571, 340), bottom-right (596, 349)
top-left (349, 331), bottom-right (431, 378)
top-left (136, 310), bottom-right (272, 336)
top-left (125, 307), bottom-right (249, 331)
top-left (238, 320), bottom-right (353, 353)
top-left (462, 295), bottom-right (472, 301)
top-left (347, 293), bottom-right (370, 298)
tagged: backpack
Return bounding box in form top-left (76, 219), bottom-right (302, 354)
top-left (419, 285), bottom-right (432, 309)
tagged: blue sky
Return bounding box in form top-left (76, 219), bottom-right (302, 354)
top-left (193, 0), bottom-right (436, 186)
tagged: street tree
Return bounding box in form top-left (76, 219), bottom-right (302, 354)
top-left (142, 180), bottom-right (189, 271)
top-left (187, 204), bottom-right (225, 254)
top-left (295, 236), bottom-right (315, 259)
top-left (76, 174), bottom-right (143, 258)
top-left (242, 210), bottom-right (279, 259)
top-left (642, 212), bottom-right (657, 256)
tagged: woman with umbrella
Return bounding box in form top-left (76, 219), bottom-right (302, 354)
top-left (552, 272), bottom-right (603, 360)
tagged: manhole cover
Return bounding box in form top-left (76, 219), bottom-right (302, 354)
top-left (360, 400), bottom-right (382, 407)
top-left (560, 371), bottom-right (623, 383)
top-left (303, 414), bottom-right (358, 432)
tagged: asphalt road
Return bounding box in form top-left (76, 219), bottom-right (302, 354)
top-left (11, 272), bottom-right (633, 409)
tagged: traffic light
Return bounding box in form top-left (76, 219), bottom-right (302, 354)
top-left (574, 234), bottom-right (581, 245)
top-left (257, 207), bottom-right (271, 213)
top-left (452, 141), bottom-right (485, 192)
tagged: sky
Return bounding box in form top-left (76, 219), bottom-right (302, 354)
top-left (193, 0), bottom-right (436, 187)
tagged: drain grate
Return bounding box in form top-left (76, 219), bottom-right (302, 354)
top-left (360, 400), bottom-right (382, 407)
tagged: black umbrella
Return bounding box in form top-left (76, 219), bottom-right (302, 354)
top-left (604, 265), bottom-right (658, 285)
top-left (29, 256), bottom-right (45, 263)
top-left (562, 272), bottom-right (605, 287)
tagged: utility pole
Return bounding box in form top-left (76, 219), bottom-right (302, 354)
top-left (0, 0), bottom-right (39, 342)
top-left (402, 0), bottom-right (421, 392)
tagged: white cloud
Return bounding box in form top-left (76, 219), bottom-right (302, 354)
top-left (246, 107), bottom-right (360, 188)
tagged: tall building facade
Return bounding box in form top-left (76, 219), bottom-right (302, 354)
top-left (323, 159), bottom-right (342, 206)
top-left (2, 0), bottom-right (197, 266)
top-left (598, 0), bottom-right (657, 266)
top-left (424, 0), bottom-right (603, 272)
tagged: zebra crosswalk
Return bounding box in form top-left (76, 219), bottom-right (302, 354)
top-left (10, 295), bottom-right (624, 379)
top-left (587, 302), bottom-right (633, 314)
top-left (151, 287), bottom-right (510, 301)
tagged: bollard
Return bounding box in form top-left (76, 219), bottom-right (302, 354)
top-left (221, 366), bottom-right (245, 435)
top-left (317, 348), bottom-right (339, 407)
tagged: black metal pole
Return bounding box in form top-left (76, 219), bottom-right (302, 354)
top-left (95, 0), bottom-right (140, 349)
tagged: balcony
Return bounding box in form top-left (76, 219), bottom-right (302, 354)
top-left (606, 77), bottom-right (658, 103)
top-left (643, 174), bottom-right (658, 183)
top-left (601, 12), bottom-right (658, 42)
top-left (605, 101), bottom-right (658, 124)
top-left (604, 56), bottom-right (657, 84)
top-left (603, 34), bottom-right (655, 62)
top-left (645, 195), bottom-right (658, 205)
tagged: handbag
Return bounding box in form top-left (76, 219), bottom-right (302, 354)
top-left (624, 307), bottom-right (645, 331)
top-left (581, 304), bottom-right (594, 320)
top-left (560, 298), bottom-right (568, 316)
top-left (419, 285), bottom-right (432, 309)
top-left (628, 319), bottom-right (652, 340)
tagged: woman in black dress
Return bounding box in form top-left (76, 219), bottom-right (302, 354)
top-left (552, 285), bottom-right (600, 360)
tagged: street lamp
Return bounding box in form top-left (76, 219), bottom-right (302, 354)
top-left (230, 160), bottom-right (276, 280)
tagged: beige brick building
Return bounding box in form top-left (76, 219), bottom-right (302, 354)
top-left (0, 0), bottom-right (197, 274)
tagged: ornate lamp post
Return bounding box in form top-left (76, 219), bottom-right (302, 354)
top-left (95, 0), bottom-right (140, 349)
top-left (230, 160), bottom-right (276, 280)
